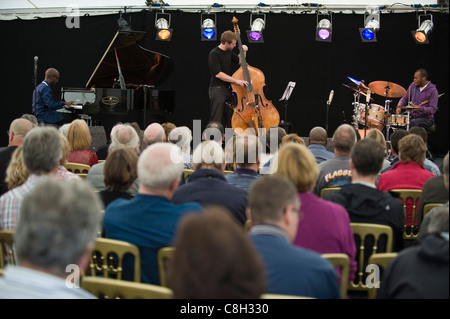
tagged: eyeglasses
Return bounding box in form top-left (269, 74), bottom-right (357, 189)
top-left (52, 75), bottom-right (60, 80)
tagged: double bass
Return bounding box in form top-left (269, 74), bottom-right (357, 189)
top-left (230, 17), bottom-right (280, 135)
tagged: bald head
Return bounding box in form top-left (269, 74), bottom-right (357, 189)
top-left (332, 124), bottom-right (357, 154)
top-left (308, 127), bottom-right (328, 146)
top-left (9, 118), bottom-right (34, 146)
top-left (44, 68), bottom-right (60, 85)
top-left (143, 123), bottom-right (166, 147)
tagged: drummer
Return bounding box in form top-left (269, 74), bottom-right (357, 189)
top-left (396, 68), bottom-right (439, 130)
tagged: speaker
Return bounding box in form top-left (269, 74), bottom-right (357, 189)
top-left (89, 126), bottom-right (107, 153)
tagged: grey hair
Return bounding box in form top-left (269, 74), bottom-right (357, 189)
top-left (138, 142), bottom-right (183, 190)
top-left (192, 140), bottom-right (224, 171)
top-left (168, 126), bottom-right (192, 153)
top-left (58, 123), bottom-right (70, 137)
top-left (110, 124), bottom-right (140, 153)
top-left (16, 178), bottom-right (102, 276)
top-left (333, 124), bottom-right (357, 153)
top-left (443, 152), bottom-right (449, 182)
top-left (22, 126), bottom-right (62, 173)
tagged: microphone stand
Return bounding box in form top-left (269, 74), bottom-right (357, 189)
top-left (326, 100), bottom-right (330, 133)
top-left (33, 60), bottom-right (38, 115)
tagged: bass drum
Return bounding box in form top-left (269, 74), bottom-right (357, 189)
top-left (358, 103), bottom-right (386, 130)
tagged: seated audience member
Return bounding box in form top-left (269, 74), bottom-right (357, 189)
top-left (95, 124), bottom-right (119, 161)
top-left (307, 126), bottom-right (334, 164)
top-left (0, 118), bottom-right (33, 195)
top-left (168, 126), bottom-right (193, 169)
top-left (313, 124), bottom-right (357, 196)
top-left (66, 119), bottom-right (98, 166)
top-left (167, 207), bottom-right (266, 299)
top-left (103, 143), bottom-right (203, 285)
top-left (418, 152), bottom-right (449, 235)
top-left (0, 126), bottom-right (61, 231)
top-left (408, 126), bottom-right (441, 176)
top-left (20, 114), bottom-right (38, 128)
top-left (377, 134), bottom-right (434, 192)
top-left (57, 134), bottom-right (81, 181)
top-left (364, 128), bottom-right (390, 171)
top-left (162, 122), bottom-right (176, 142)
top-left (5, 146), bottom-right (29, 190)
top-left (0, 179), bottom-right (102, 299)
top-left (87, 124), bottom-right (140, 194)
top-left (281, 133), bottom-right (305, 146)
top-left (324, 139), bottom-right (404, 252)
top-left (248, 175), bottom-right (340, 299)
top-left (125, 122), bottom-right (145, 154)
top-left (381, 129), bottom-right (408, 174)
top-left (172, 140), bottom-right (248, 225)
top-left (142, 122), bottom-right (166, 148)
top-left (58, 123), bottom-right (71, 137)
top-left (225, 134), bottom-right (262, 192)
top-left (203, 121), bottom-right (225, 145)
top-left (99, 148), bottom-right (137, 208)
top-left (378, 206), bottom-right (449, 299)
top-left (260, 126), bottom-right (286, 174)
top-left (271, 142), bottom-right (357, 282)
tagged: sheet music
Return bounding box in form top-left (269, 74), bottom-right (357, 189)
top-left (280, 81), bottom-right (296, 101)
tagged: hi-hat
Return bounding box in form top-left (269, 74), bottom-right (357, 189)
top-left (368, 81), bottom-right (406, 98)
top-left (401, 105), bottom-right (420, 110)
top-left (347, 76), bottom-right (369, 90)
top-left (342, 83), bottom-right (374, 101)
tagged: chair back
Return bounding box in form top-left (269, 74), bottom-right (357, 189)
top-left (321, 253), bottom-right (350, 299)
top-left (367, 252), bottom-right (398, 299)
top-left (244, 220), bottom-right (251, 233)
top-left (65, 162), bottom-right (91, 174)
top-left (391, 189), bottom-right (422, 240)
top-left (157, 246), bottom-right (175, 287)
top-left (88, 238), bottom-right (141, 282)
top-left (350, 223), bottom-right (393, 291)
top-left (81, 277), bottom-right (173, 299)
top-left (320, 187), bottom-right (341, 198)
top-left (0, 230), bottom-right (15, 269)
top-left (423, 203), bottom-right (445, 220)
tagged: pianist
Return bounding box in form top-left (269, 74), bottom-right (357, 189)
top-left (32, 68), bottom-right (75, 126)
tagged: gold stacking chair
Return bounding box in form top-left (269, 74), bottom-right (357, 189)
top-left (244, 219), bottom-right (252, 233)
top-left (367, 252), bottom-right (398, 299)
top-left (321, 253), bottom-right (350, 299)
top-left (422, 203), bottom-right (445, 220)
top-left (261, 293), bottom-right (315, 299)
top-left (64, 162), bottom-right (91, 174)
top-left (88, 238), bottom-right (141, 282)
top-left (81, 277), bottom-right (173, 299)
top-left (350, 223), bottom-right (393, 292)
top-left (391, 189), bottom-right (422, 240)
top-left (320, 187), bottom-right (341, 198)
top-left (0, 230), bottom-right (15, 269)
top-left (157, 246), bottom-right (175, 287)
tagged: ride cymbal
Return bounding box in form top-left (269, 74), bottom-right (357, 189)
top-left (368, 81), bottom-right (407, 98)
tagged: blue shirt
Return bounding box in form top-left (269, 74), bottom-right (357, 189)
top-left (103, 194), bottom-right (203, 284)
top-left (308, 144), bottom-right (335, 164)
top-left (32, 80), bottom-right (64, 124)
top-left (225, 168), bottom-right (261, 192)
top-left (250, 225), bottom-right (340, 299)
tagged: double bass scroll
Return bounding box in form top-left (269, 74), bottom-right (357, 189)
top-left (230, 17), bottom-right (280, 136)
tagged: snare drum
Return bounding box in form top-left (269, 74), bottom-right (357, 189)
top-left (388, 114), bottom-right (409, 126)
top-left (358, 103), bottom-right (386, 130)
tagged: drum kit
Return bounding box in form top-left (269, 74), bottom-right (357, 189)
top-left (343, 76), bottom-right (415, 140)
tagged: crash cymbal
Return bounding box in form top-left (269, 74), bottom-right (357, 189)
top-left (368, 81), bottom-right (407, 98)
top-left (401, 105), bottom-right (420, 110)
top-left (347, 76), bottom-right (369, 90)
top-left (342, 83), bottom-right (374, 101)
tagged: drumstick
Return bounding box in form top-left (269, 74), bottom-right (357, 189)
top-left (417, 93), bottom-right (444, 106)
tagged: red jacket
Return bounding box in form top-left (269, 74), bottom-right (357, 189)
top-left (377, 161), bottom-right (434, 192)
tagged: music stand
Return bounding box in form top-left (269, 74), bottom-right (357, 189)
top-left (279, 81), bottom-right (296, 133)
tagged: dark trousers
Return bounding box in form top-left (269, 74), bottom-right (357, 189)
top-left (209, 86), bottom-right (234, 128)
top-left (409, 117), bottom-right (434, 130)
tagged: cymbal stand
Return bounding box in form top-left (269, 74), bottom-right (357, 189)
top-left (384, 98), bottom-right (392, 142)
top-left (351, 90), bottom-right (362, 129)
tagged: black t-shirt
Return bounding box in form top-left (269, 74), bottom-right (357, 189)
top-left (208, 46), bottom-right (239, 87)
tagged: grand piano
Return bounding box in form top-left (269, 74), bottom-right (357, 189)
top-left (61, 30), bottom-right (174, 134)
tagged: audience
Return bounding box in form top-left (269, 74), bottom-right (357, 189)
top-left (225, 134), bottom-right (263, 192)
top-left (172, 140), bottom-right (248, 225)
top-left (271, 142), bottom-right (357, 283)
top-left (167, 207), bottom-right (266, 299)
top-left (281, 133), bottom-right (305, 146)
top-left (0, 179), bottom-right (102, 298)
top-left (103, 142), bottom-right (203, 285)
top-left (57, 134), bottom-right (81, 181)
top-left (247, 175), bottom-right (340, 298)
top-left (99, 148), bottom-right (137, 208)
top-left (378, 206), bottom-right (449, 299)
top-left (307, 126), bottom-right (334, 164)
top-left (0, 126), bottom-right (61, 231)
top-left (381, 129), bottom-right (409, 174)
top-left (313, 124), bottom-right (356, 196)
top-left (142, 122), bottom-right (166, 148)
top-left (203, 121), bottom-right (225, 145)
top-left (5, 146), bottom-right (28, 190)
top-left (408, 126), bottom-right (441, 176)
top-left (324, 139), bottom-right (404, 252)
top-left (0, 118), bottom-right (33, 195)
top-left (20, 114), bottom-right (38, 128)
top-left (260, 126), bottom-right (286, 174)
top-left (162, 122), bottom-right (176, 142)
top-left (364, 128), bottom-right (390, 171)
top-left (168, 126), bottom-right (193, 169)
top-left (66, 119), bottom-right (98, 166)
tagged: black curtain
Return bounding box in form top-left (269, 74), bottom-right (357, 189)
top-left (0, 11), bottom-right (448, 155)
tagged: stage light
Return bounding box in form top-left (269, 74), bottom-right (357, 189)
top-left (316, 15), bottom-right (332, 42)
top-left (155, 13), bottom-right (172, 41)
top-left (360, 10), bottom-right (380, 43)
top-left (412, 15), bottom-right (433, 44)
top-left (201, 14), bottom-right (217, 41)
top-left (247, 14), bottom-right (265, 43)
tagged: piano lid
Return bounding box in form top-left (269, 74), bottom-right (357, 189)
top-left (86, 31), bottom-right (173, 89)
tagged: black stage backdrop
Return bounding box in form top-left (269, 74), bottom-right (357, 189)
top-left (0, 11), bottom-right (448, 155)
